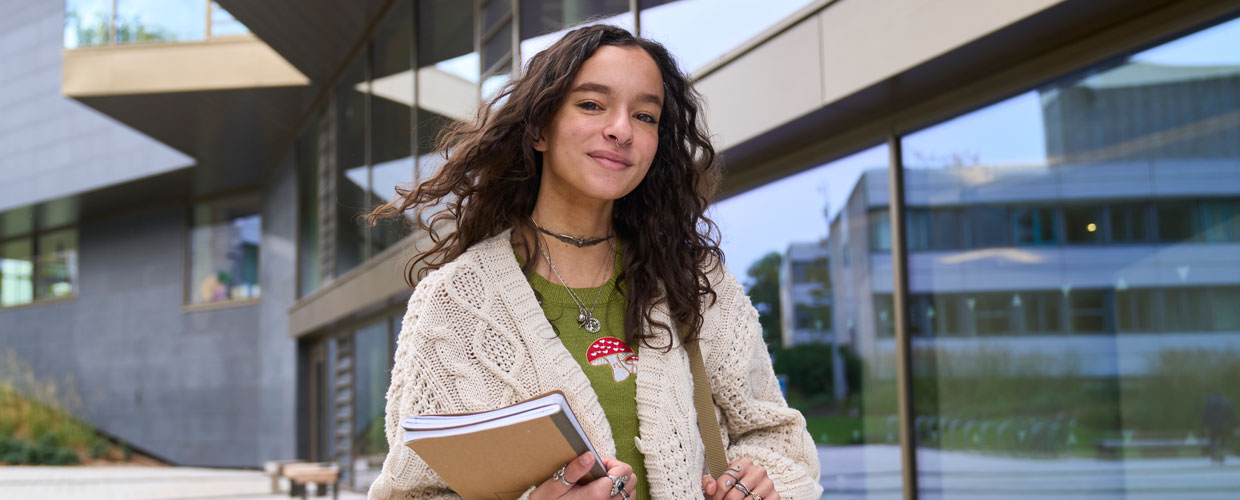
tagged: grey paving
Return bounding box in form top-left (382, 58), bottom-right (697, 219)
top-left (0, 466), bottom-right (367, 500)
top-left (818, 445), bottom-right (1240, 499)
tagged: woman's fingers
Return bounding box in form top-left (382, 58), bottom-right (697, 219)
top-left (702, 475), bottom-right (717, 497)
top-left (712, 458), bottom-right (775, 500)
top-left (752, 476), bottom-right (779, 500)
top-left (582, 459), bottom-right (635, 498)
top-left (712, 458), bottom-right (753, 500)
top-left (532, 452), bottom-right (596, 499)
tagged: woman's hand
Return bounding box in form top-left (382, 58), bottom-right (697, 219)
top-left (701, 458), bottom-right (779, 500)
top-left (531, 452), bottom-right (637, 500)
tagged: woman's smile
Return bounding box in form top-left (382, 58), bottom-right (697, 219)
top-left (588, 150), bottom-right (633, 170)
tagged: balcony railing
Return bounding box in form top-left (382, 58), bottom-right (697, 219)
top-left (64, 0), bottom-right (249, 48)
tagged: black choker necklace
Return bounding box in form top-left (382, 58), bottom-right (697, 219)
top-left (531, 219), bottom-right (613, 248)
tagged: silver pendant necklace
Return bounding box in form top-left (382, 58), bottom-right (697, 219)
top-left (537, 239), bottom-right (613, 334)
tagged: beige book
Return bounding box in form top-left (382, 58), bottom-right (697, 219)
top-left (402, 391), bottom-right (607, 500)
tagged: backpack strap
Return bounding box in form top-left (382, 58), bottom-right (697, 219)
top-left (684, 336), bottom-right (729, 479)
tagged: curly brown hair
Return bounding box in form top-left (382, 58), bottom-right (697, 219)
top-left (368, 24), bottom-right (723, 348)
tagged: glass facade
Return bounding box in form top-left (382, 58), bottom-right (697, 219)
top-left (64, 0), bottom-right (247, 48)
top-left (277, 2), bottom-right (1240, 496)
top-left (639, 0), bottom-right (814, 74)
top-left (187, 195), bottom-right (261, 305)
top-left (713, 144), bottom-right (899, 497)
top-left (900, 15), bottom-right (1240, 499)
top-left (0, 200), bottom-right (78, 308)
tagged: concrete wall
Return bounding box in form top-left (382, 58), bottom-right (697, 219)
top-left (0, 0), bottom-right (192, 213)
top-left (1, 205), bottom-right (257, 465)
top-left (256, 154), bottom-right (299, 464)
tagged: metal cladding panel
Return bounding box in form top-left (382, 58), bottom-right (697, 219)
top-left (0, 0), bottom-right (192, 212)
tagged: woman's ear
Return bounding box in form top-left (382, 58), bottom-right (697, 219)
top-left (532, 127), bottom-right (547, 152)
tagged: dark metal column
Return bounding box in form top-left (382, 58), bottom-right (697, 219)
top-left (887, 134), bottom-right (919, 500)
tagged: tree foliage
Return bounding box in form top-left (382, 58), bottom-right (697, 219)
top-left (66, 8), bottom-right (175, 47)
top-left (744, 251), bottom-right (783, 352)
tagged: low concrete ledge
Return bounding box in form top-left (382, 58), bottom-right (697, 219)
top-left (62, 34), bottom-right (309, 97)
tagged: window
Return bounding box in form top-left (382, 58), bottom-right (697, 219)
top-left (970, 292), bottom-right (1016, 335)
top-left (1211, 287), bottom-right (1240, 331)
top-left (1163, 287), bottom-right (1212, 332)
top-left (188, 195), bottom-right (261, 305)
top-left (1157, 201), bottom-right (1195, 242)
top-left (1064, 205), bottom-right (1104, 244)
top-left (0, 239), bottom-right (33, 307)
top-left (1115, 288), bottom-right (1157, 332)
top-left (0, 201), bottom-right (79, 308)
top-left (1068, 289), bottom-right (1109, 334)
top-left (870, 209), bottom-right (891, 251)
top-left (1201, 199), bottom-right (1238, 242)
top-left (900, 14), bottom-right (1240, 497)
top-left (1013, 206), bottom-right (1059, 246)
top-left (1110, 203), bottom-right (1150, 243)
top-left (36, 229), bottom-right (77, 300)
top-left (791, 257), bottom-right (829, 285)
top-left (1019, 291), bottom-right (1063, 334)
top-left (965, 206), bottom-right (1009, 248)
top-left (794, 304), bottom-right (832, 331)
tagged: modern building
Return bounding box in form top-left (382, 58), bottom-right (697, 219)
top-left (779, 241), bottom-right (832, 348)
top-left (815, 60), bottom-right (1240, 377)
top-left (1, 0), bottom-right (1237, 497)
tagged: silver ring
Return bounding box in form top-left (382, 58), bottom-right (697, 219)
top-left (607, 474), bottom-right (628, 496)
top-left (723, 470), bottom-right (740, 480)
top-left (551, 465), bottom-right (572, 486)
top-left (727, 465), bottom-right (743, 472)
top-left (620, 488), bottom-right (631, 500)
top-left (735, 480), bottom-right (753, 497)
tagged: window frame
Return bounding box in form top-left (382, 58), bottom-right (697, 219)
top-left (0, 205), bottom-right (79, 309)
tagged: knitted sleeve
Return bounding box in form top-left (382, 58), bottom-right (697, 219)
top-left (366, 266), bottom-right (535, 500)
top-left (701, 268), bottom-right (823, 500)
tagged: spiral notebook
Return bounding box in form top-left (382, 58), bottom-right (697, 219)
top-left (401, 390), bottom-right (607, 500)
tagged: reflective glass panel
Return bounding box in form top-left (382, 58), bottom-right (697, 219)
top-left (1, 206), bottom-right (34, 238)
top-left (417, 0), bottom-right (477, 181)
top-left (115, 0), bottom-right (205, 42)
top-left (371, 0), bottom-right (415, 255)
top-left (297, 112), bottom-right (322, 299)
top-left (639, 0), bottom-right (814, 74)
top-left (1, 238), bottom-right (34, 307)
top-left (712, 144), bottom-right (899, 497)
top-left (65, 0), bottom-right (248, 47)
top-left (518, 0), bottom-right (633, 71)
top-left (901, 15), bottom-right (1240, 498)
top-left (352, 320), bottom-right (393, 491)
top-left (188, 195), bottom-right (261, 304)
top-left (336, 55), bottom-right (369, 276)
top-left (64, 0), bottom-right (113, 47)
top-left (35, 229), bottom-right (77, 300)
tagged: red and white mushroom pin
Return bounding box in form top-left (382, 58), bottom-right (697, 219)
top-left (587, 337), bottom-right (636, 382)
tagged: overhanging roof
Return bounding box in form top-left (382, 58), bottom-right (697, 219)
top-left (216, 0), bottom-right (391, 84)
top-left (74, 86), bottom-right (311, 195)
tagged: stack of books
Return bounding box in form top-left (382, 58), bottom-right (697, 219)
top-left (402, 391), bottom-right (607, 500)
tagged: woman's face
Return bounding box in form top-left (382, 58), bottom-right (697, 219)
top-left (534, 45), bottom-right (664, 206)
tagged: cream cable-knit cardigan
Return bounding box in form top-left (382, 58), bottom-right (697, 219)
top-left (368, 230), bottom-right (823, 499)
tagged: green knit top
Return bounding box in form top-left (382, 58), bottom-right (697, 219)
top-left (519, 251), bottom-right (649, 499)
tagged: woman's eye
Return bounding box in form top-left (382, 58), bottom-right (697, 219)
top-left (636, 113), bottom-right (658, 124)
top-left (577, 101), bottom-right (602, 111)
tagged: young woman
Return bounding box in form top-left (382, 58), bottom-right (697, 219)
top-left (366, 25), bottom-right (821, 500)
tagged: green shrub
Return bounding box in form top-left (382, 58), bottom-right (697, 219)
top-left (774, 343), bottom-right (863, 400)
top-left (89, 439), bottom-right (109, 460)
